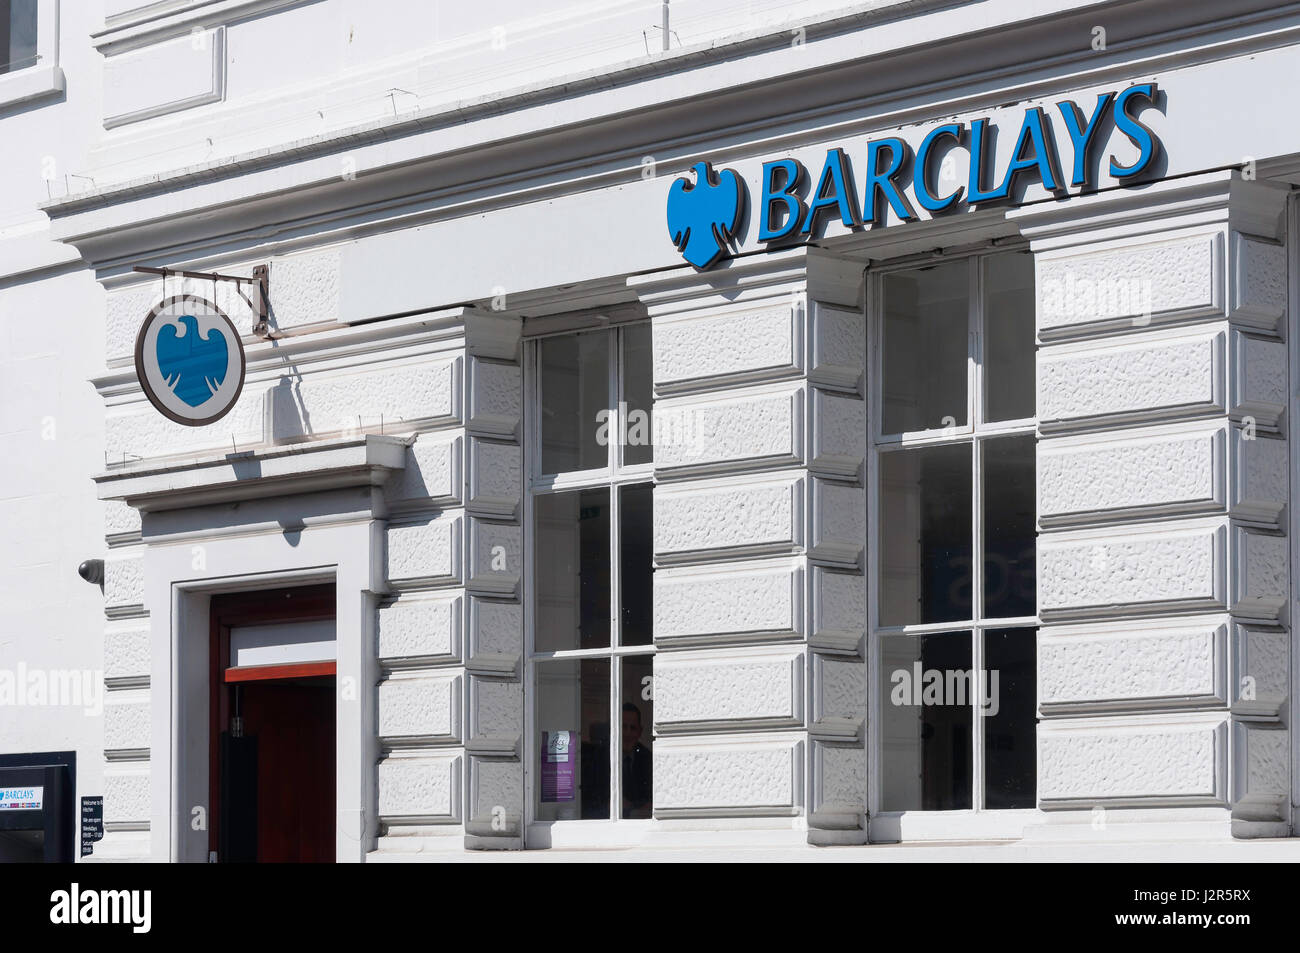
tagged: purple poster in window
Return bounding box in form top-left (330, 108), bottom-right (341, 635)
top-left (541, 730), bottom-right (576, 802)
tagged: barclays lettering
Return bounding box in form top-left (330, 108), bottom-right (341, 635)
top-left (666, 83), bottom-right (1161, 270)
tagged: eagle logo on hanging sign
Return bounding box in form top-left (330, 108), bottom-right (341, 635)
top-left (135, 295), bottom-right (246, 427)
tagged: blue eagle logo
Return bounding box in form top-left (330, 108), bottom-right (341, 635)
top-left (155, 314), bottom-right (230, 408)
top-left (667, 161), bottom-right (746, 269)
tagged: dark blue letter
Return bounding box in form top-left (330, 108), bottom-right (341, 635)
top-left (1109, 82), bottom-right (1161, 179)
top-left (864, 137), bottom-right (915, 226)
top-left (801, 148), bottom-right (860, 233)
top-left (759, 158), bottom-right (806, 242)
top-left (914, 123), bottom-right (965, 213)
top-left (1056, 93), bottom-right (1114, 188)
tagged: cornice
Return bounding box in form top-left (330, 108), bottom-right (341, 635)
top-left (43, 0), bottom-right (1300, 271)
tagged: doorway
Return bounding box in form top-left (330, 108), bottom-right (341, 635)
top-left (209, 584), bottom-right (336, 863)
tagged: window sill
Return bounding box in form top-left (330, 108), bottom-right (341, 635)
top-left (527, 819), bottom-right (654, 850)
top-left (870, 809), bottom-right (1039, 843)
top-left (0, 65), bottom-right (65, 111)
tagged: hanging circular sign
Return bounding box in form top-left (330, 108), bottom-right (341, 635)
top-left (134, 295), bottom-right (245, 427)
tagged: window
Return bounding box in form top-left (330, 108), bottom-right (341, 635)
top-left (528, 323), bottom-right (654, 828)
top-left (0, 0), bottom-right (36, 74)
top-left (871, 250), bottom-right (1037, 818)
top-left (0, 0), bottom-right (61, 109)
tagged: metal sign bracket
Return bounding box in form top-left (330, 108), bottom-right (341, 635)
top-left (132, 264), bottom-right (272, 338)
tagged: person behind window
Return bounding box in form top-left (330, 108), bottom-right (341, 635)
top-left (621, 702), bottom-right (652, 818)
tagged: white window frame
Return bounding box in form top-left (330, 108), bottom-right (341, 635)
top-left (0, 0), bottom-right (63, 110)
top-left (523, 321), bottom-right (656, 848)
top-left (866, 246), bottom-right (1040, 843)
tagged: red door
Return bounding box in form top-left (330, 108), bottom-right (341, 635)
top-left (210, 585), bottom-right (337, 863)
top-left (238, 679), bottom-right (335, 863)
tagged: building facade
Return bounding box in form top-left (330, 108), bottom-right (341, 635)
top-left (2, 0), bottom-right (1299, 861)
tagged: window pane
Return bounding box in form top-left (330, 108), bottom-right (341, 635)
top-left (881, 260), bottom-right (969, 434)
top-left (535, 489), bottom-right (610, 651)
top-left (982, 435), bottom-right (1036, 618)
top-left (535, 658), bottom-right (610, 820)
top-left (880, 632), bottom-right (972, 811)
top-left (879, 443), bottom-right (972, 626)
top-left (983, 628), bottom-right (1037, 809)
top-left (540, 332), bottom-right (609, 474)
top-left (0, 0), bottom-right (36, 74)
top-left (619, 484), bottom-right (653, 646)
top-left (620, 655), bottom-right (654, 818)
top-left (983, 252), bottom-right (1036, 422)
top-left (622, 324), bottom-right (654, 466)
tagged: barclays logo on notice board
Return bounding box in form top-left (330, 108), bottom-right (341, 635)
top-left (665, 82), bottom-right (1163, 270)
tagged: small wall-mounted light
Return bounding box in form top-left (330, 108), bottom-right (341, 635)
top-left (78, 559), bottom-right (104, 585)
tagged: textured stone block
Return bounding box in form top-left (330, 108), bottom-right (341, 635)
top-left (654, 562), bottom-right (801, 644)
top-left (467, 756), bottom-right (523, 831)
top-left (105, 388), bottom-right (267, 460)
top-left (810, 303), bottom-right (865, 393)
top-left (272, 358), bottom-right (459, 439)
top-left (812, 568), bottom-right (866, 649)
top-left (377, 673), bottom-right (461, 744)
top-left (385, 433), bottom-right (462, 510)
top-left (104, 766), bottom-right (150, 827)
top-left (1231, 528), bottom-right (1287, 621)
top-left (1038, 426), bottom-right (1222, 525)
top-left (1039, 525), bottom-right (1225, 619)
top-left (377, 755), bottom-right (460, 822)
top-left (1233, 625), bottom-right (1288, 716)
top-left (468, 598), bottom-right (522, 674)
top-left (810, 478), bottom-right (864, 567)
top-left (387, 515), bottom-right (462, 588)
top-left (467, 675), bottom-right (522, 749)
top-left (467, 358), bottom-right (520, 438)
top-left (1038, 329), bottom-right (1222, 429)
top-left (468, 439), bottom-right (521, 519)
top-left (1231, 330), bottom-right (1286, 428)
top-left (813, 655), bottom-right (867, 725)
top-left (376, 595), bottom-right (461, 665)
top-left (1232, 722), bottom-right (1288, 821)
top-left (1039, 623), bottom-right (1225, 713)
top-left (811, 741), bottom-right (866, 816)
top-left (655, 647), bottom-right (803, 729)
top-left (1039, 719), bottom-right (1223, 803)
top-left (655, 736), bottom-right (802, 814)
top-left (104, 552), bottom-right (146, 616)
top-left (104, 625), bottom-right (151, 683)
top-left (269, 246), bottom-right (342, 330)
top-left (1037, 233), bottom-right (1219, 338)
top-left (468, 519), bottom-right (521, 596)
top-left (104, 501), bottom-right (142, 541)
top-left (103, 693), bottom-right (151, 754)
top-left (654, 475), bottom-right (801, 563)
top-left (811, 390), bottom-right (865, 481)
top-left (654, 384), bottom-right (802, 476)
top-left (1231, 430), bottom-right (1287, 526)
top-left (1230, 234), bottom-right (1287, 333)
top-left (653, 305), bottom-right (798, 391)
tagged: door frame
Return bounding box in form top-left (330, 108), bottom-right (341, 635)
top-left (144, 515), bottom-right (383, 863)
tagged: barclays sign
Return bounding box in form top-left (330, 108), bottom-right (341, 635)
top-left (667, 82), bottom-right (1161, 270)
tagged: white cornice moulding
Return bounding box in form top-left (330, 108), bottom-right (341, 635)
top-left (94, 432), bottom-right (411, 512)
top-left (47, 0), bottom-right (1300, 269)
